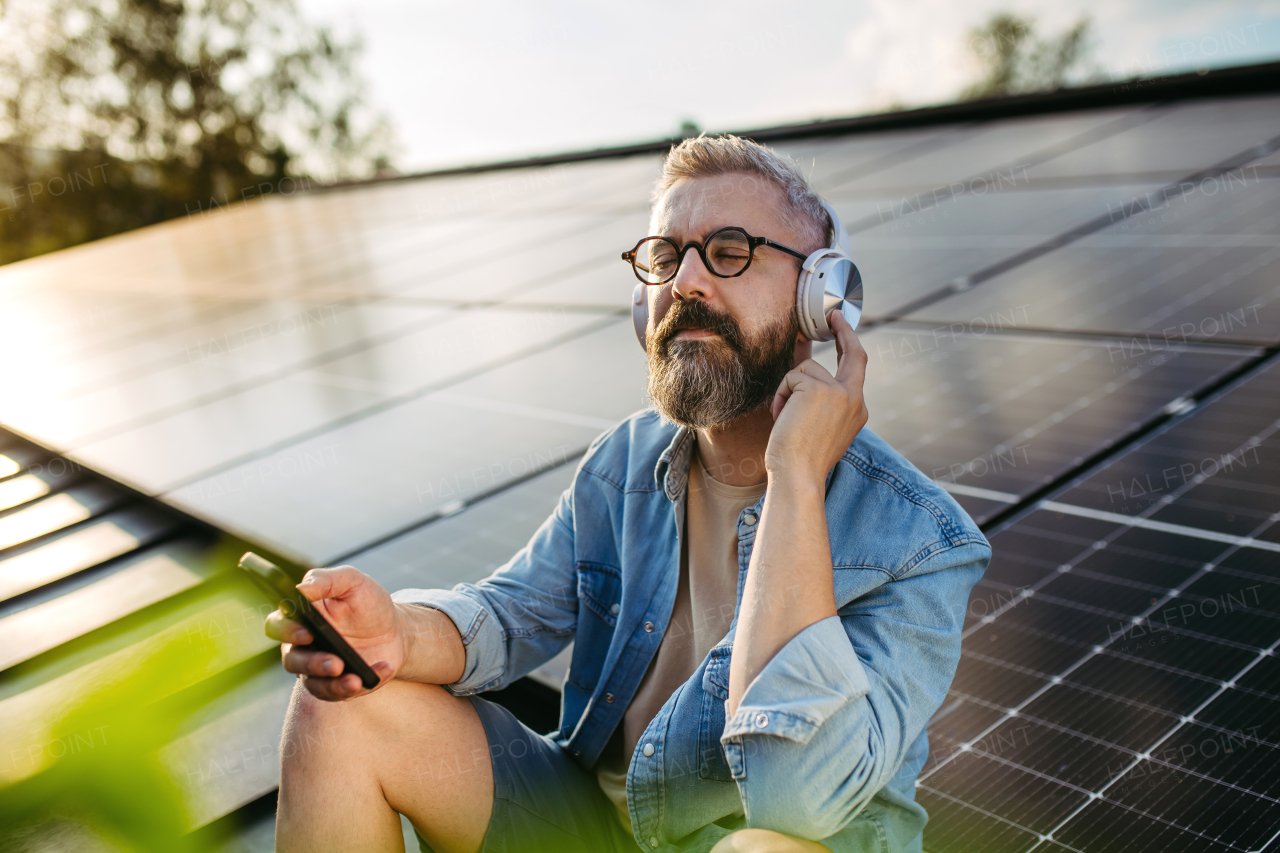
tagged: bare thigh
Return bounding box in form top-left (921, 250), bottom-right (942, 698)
top-left (277, 678), bottom-right (493, 853)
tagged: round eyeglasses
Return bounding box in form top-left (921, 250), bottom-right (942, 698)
top-left (621, 227), bottom-right (807, 285)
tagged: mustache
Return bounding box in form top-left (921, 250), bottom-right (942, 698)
top-left (653, 300), bottom-right (745, 353)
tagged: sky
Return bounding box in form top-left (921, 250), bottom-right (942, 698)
top-left (296, 0), bottom-right (1280, 174)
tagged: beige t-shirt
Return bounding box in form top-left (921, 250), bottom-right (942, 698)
top-left (596, 444), bottom-right (766, 829)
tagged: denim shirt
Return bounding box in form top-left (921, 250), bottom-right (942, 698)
top-left (393, 410), bottom-right (989, 852)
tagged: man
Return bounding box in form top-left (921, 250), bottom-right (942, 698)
top-left (265, 135), bottom-right (990, 853)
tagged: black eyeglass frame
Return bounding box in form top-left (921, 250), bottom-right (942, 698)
top-left (621, 227), bottom-right (807, 285)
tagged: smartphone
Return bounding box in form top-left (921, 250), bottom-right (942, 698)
top-left (238, 551), bottom-right (381, 689)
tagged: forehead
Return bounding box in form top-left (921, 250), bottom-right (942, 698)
top-left (650, 173), bottom-right (792, 240)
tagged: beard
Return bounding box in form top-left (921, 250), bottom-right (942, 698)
top-left (646, 299), bottom-right (799, 430)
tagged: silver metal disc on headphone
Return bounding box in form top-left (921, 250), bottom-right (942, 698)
top-left (821, 258), bottom-right (863, 332)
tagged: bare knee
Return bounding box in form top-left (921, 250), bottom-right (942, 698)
top-left (281, 678), bottom-right (459, 771)
top-left (710, 828), bottom-right (832, 853)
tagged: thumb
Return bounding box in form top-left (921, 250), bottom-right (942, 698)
top-left (296, 565), bottom-right (365, 603)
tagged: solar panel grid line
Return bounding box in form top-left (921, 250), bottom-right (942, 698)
top-left (916, 781), bottom-right (1079, 853)
top-left (1015, 635), bottom-right (1280, 853)
top-left (959, 412), bottom-right (1280, 641)
top-left (942, 687), bottom-right (1180, 759)
top-left (968, 640), bottom-right (1266, 732)
top-left (326, 447), bottom-right (589, 566)
top-left (976, 347), bottom-right (1280, 532)
top-left (45, 227), bottom-right (629, 409)
top-left (47, 297), bottom-right (616, 457)
top-left (47, 298), bottom-right (407, 402)
top-left (1042, 500), bottom-right (1280, 553)
top-left (926, 445), bottom-right (1280, 845)
top-left (49, 305), bottom-right (465, 448)
top-left (882, 132), bottom-right (1280, 323)
top-left (911, 318), bottom-right (1277, 349)
top-left (149, 313), bottom-right (626, 499)
top-left (894, 348), bottom-right (1100, 457)
top-left (812, 124), bottom-right (980, 197)
top-left (926, 472), bottom-right (1279, 785)
top-left (836, 106), bottom-right (1168, 236)
top-left (4, 205), bottom-right (626, 396)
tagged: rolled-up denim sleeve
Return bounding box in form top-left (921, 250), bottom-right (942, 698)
top-left (720, 540), bottom-right (989, 841)
top-left (391, 483), bottom-right (579, 695)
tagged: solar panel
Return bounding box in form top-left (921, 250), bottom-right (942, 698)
top-left (821, 107), bottom-right (1144, 196)
top-left (1022, 95), bottom-right (1280, 181)
top-left (349, 458), bottom-right (579, 590)
top-left (776, 127), bottom-right (965, 189)
top-left (162, 318), bottom-right (640, 563)
top-left (2, 75), bottom-right (1279, 850)
top-left (836, 184), bottom-right (1163, 318)
top-left (921, 357), bottom-right (1280, 853)
top-left (818, 327), bottom-right (1256, 525)
top-left (905, 176), bottom-right (1280, 344)
top-left (63, 305), bottom-right (613, 492)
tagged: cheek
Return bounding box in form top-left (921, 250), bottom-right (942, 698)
top-left (733, 275), bottom-right (796, 337)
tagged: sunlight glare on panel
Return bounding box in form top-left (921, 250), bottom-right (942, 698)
top-left (0, 474), bottom-right (52, 513)
top-left (0, 520), bottom-right (142, 601)
top-left (0, 493), bottom-right (95, 552)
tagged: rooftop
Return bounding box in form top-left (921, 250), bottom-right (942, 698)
top-left (1, 62), bottom-right (1278, 852)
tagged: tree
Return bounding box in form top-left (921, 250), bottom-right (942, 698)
top-left (0, 0), bottom-right (397, 265)
top-left (962, 12), bottom-right (1095, 100)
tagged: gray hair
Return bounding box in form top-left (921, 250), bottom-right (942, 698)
top-left (653, 134), bottom-right (830, 253)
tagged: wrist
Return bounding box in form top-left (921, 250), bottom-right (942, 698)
top-left (393, 602), bottom-right (463, 684)
top-left (766, 467), bottom-right (827, 496)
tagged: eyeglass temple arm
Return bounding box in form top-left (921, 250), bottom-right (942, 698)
top-left (755, 237), bottom-right (807, 261)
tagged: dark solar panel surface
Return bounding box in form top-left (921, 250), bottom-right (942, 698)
top-left (0, 89), bottom-right (1278, 850)
top-left (906, 175), bottom-right (1280, 344)
top-left (922, 361), bottom-right (1280, 853)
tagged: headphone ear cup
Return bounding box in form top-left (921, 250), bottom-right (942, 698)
top-left (632, 283), bottom-right (649, 351)
top-left (795, 255), bottom-right (837, 342)
top-left (795, 266), bottom-right (817, 341)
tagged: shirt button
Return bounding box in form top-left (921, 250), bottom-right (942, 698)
top-left (755, 713), bottom-right (769, 728)
top-left (642, 743), bottom-right (655, 757)
top-left (743, 513), bottom-right (757, 526)
top-left (610, 603), bottom-right (620, 615)
top-left (605, 693), bottom-right (615, 703)
top-left (649, 837), bottom-right (659, 848)
top-left (644, 621), bottom-right (655, 633)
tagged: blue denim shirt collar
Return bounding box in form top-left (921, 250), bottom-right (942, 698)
top-left (654, 425), bottom-right (694, 502)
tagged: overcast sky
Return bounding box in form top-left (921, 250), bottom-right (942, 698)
top-left (297, 0), bottom-right (1280, 173)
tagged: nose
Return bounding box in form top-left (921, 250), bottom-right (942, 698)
top-left (670, 244), bottom-right (716, 302)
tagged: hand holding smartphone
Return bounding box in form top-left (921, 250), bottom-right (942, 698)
top-left (239, 551), bottom-right (381, 690)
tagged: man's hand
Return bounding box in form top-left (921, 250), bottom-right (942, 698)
top-left (767, 309), bottom-right (869, 484)
top-left (264, 566), bottom-right (464, 701)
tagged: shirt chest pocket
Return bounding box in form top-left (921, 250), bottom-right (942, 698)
top-left (697, 646), bottom-right (734, 782)
top-left (575, 563), bottom-right (620, 628)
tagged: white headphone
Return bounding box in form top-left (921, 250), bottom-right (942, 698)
top-left (631, 200), bottom-right (862, 350)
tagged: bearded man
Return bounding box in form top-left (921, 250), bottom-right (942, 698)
top-left (265, 134), bottom-right (990, 853)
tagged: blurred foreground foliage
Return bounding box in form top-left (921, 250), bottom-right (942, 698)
top-left (0, 0), bottom-right (397, 266)
top-left (0, 635), bottom-right (225, 853)
top-left (0, 534), bottom-right (280, 852)
top-left (963, 12), bottom-right (1097, 99)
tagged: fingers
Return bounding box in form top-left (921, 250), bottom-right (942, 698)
top-left (265, 609), bottom-right (313, 645)
top-left (770, 360), bottom-right (832, 420)
top-left (298, 661), bottom-right (395, 702)
top-left (283, 644), bottom-right (346, 677)
top-left (827, 310), bottom-right (868, 389)
top-left (300, 672), bottom-right (365, 701)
